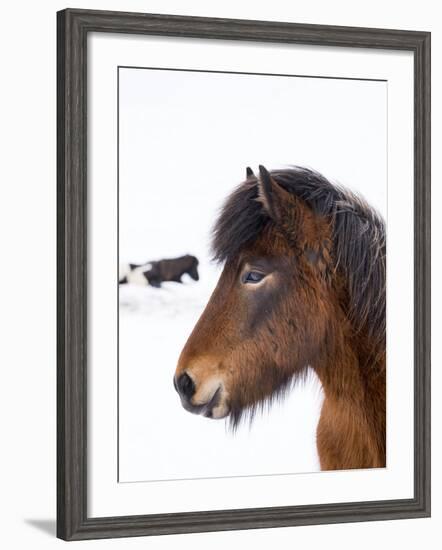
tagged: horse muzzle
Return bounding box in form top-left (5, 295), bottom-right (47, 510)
top-left (173, 372), bottom-right (230, 419)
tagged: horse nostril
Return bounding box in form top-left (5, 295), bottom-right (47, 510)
top-left (176, 372), bottom-right (196, 401)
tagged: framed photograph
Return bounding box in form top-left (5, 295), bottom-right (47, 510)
top-left (57, 8), bottom-right (431, 541)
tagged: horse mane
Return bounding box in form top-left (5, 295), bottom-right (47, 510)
top-left (212, 167), bottom-right (386, 353)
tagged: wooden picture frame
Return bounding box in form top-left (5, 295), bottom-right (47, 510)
top-left (57, 8), bottom-right (431, 541)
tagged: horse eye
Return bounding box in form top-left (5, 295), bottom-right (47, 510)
top-left (243, 271), bottom-right (265, 284)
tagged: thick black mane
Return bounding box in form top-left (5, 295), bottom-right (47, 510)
top-left (212, 167), bottom-right (386, 350)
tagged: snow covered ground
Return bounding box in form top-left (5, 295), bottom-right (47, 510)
top-left (118, 261), bottom-right (323, 482)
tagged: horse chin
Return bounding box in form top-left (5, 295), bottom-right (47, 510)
top-left (206, 400), bottom-right (230, 419)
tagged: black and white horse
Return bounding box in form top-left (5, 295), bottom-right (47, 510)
top-left (119, 255), bottom-right (199, 288)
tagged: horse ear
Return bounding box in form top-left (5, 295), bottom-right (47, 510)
top-left (257, 165), bottom-right (293, 224)
top-left (246, 166), bottom-right (254, 178)
top-left (258, 166), bottom-right (331, 270)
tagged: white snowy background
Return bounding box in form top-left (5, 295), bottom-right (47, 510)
top-left (118, 67), bottom-right (387, 482)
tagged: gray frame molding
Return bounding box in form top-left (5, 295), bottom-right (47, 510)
top-left (57, 8), bottom-right (431, 541)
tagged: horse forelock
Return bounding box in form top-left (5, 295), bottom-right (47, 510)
top-left (211, 167), bottom-right (386, 353)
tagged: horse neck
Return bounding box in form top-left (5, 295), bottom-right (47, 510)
top-left (312, 320), bottom-right (386, 470)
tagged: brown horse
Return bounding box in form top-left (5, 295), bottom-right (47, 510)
top-left (174, 166), bottom-right (386, 471)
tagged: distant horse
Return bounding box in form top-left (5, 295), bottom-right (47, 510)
top-left (119, 255), bottom-right (199, 287)
top-left (174, 166), bottom-right (386, 471)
